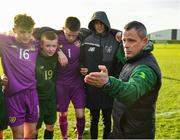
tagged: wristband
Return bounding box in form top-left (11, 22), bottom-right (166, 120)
top-left (103, 78), bottom-right (111, 88)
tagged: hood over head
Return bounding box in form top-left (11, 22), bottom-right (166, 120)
top-left (88, 11), bottom-right (111, 32)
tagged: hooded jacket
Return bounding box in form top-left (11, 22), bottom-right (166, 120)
top-left (80, 11), bottom-right (121, 109)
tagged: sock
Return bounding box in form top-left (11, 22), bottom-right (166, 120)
top-left (44, 129), bottom-right (54, 139)
top-left (59, 115), bottom-right (68, 139)
top-left (0, 131), bottom-right (3, 139)
top-left (35, 133), bottom-right (38, 139)
top-left (76, 116), bottom-right (85, 139)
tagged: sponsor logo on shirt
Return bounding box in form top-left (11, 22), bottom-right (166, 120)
top-left (40, 66), bottom-right (44, 69)
top-left (10, 45), bottom-right (17, 48)
top-left (105, 45), bottom-right (113, 53)
top-left (88, 47), bottom-right (95, 52)
top-left (9, 117), bottom-right (16, 124)
top-left (74, 41), bottom-right (81, 48)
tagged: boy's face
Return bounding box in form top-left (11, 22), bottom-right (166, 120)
top-left (13, 26), bottom-right (33, 44)
top-left (63, 27), bottom-right (79, 43)
top-left (41, 37), bottom-right (58, 57)
top-left (94, 20), bottom-right (105, 34)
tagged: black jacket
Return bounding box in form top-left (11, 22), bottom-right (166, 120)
top-left (80, 11), bottom-right (120, 109)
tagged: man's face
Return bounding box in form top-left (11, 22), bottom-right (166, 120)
top-left (94, 20), bottom-right (105, 34)
top-left (122, 28), bottom-right (147, 59)
top-left (63, 27), bottom-right (79, 43)
top-left (13, 26), bottom-right (33, 44)
top-left (41, 37), bottom-right (58, 56)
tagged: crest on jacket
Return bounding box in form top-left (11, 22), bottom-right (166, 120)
top-left (105, 45), bottom-right (112, 53)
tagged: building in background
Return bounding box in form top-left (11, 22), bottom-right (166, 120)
top-left (148, 29), bottom-right (180, 44)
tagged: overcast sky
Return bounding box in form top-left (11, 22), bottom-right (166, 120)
top-left (0, 0), bottom-right (179, 33)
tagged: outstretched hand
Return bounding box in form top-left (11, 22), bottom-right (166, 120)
top-left (84, 65), bottom-right (109, 87)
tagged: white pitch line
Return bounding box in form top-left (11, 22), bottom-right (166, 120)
top-left (42, 110), bottom-right (180, 129)
top-left (156, 109), bottom-right (180, 117)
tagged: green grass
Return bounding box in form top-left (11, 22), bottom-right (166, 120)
top-left (3, 44), bottom-right (180, 139)
top-left (153, 44), bottom-right (180, 139)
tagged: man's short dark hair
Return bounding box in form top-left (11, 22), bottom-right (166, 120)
top-left (65, 16), bottom-right (80, 32)
top-left (124, 21), bottom-right (147, 39)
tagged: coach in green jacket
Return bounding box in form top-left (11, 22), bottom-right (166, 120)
top-left (84, 21), bottom-right (162, 139)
